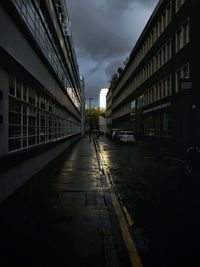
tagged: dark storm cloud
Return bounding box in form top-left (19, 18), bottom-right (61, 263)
top-left (67, 0), bottom-right (158, 106)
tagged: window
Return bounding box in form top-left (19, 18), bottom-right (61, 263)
top-left (159, 83), bottom-right (163, 99)
top-left (166, 41), bottom-right (171, 60)
top-left (9, 74), bottom-right (16, 96)
top-left (158, 18), bottom-right (162, 36)
top-left (176, 19), bottom-right (189, 52)
top-left (167, 76), bottom-right (172, 96)
top-left (163, 45), bottom-right (166, 64)
top-left (155, 55), bottom-right (158, 70)
top-left (176, 0), bottom-right (186, 12)
top-left (130, 100), bottom-right (136, 115)
top-left (12, 0), bottom-right (81, 110)
top-left (175, 63), bottom-right (190, 92)
top-left (162, 11), bottom-right (166, 31)
top-left (159, 50), bottom-right (162, 67)
top-left (183, 20), bottom-right (189, 45)
top-left (166, 2), bottom-right (172, 24)
top-left (8, 75), bottom-right (81, 152)
top-left (155, 85), bottom-right (158, 101)
top-left (28, 87), bottom-right (36, 106)
top-left (176, 29), bottom-right (182, 51)
top-left (183, 64), bottom-right (189, 78)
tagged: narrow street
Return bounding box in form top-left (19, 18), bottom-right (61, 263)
top-left (0, 137), bottom-right (131, 267)
top-left (0, 1), bottom-right (200, 266)
top-left (0, 136), bottom-right (200, 267)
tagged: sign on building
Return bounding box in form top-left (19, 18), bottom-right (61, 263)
top-left (179, 78), bottom-right (192, 90)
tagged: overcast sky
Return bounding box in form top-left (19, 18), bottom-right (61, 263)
top-left (67, 0), bottom-right (159, 107)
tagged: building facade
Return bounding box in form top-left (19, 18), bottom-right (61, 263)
top-left (106, 0), bottom-right (199, 148)
top-left (0, 0), bottom-right (83, 202)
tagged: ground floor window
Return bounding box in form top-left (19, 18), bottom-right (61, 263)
top-left (8, 75), bottom-right (81, 152)
top-left (144, 112), bottom-right (172, 137)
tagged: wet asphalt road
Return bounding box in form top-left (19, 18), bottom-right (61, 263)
top-left (97, 136), bottom-right (200, 267)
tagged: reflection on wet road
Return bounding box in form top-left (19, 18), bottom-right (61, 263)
top-left (97, 137), bottom-right (200, 267)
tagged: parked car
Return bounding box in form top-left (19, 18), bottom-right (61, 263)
top-left (115, 131), bottom-right (135, 143)
top-left (111, 128), bottom-right (122, 140)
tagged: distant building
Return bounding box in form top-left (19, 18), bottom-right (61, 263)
top-left (106, 0), bottom-right (199, 149)
top-left (99, 115), bottom-right (106, 134)
top-left (99, 88), bottom-right (108, 134)
top-left (99, 88), bottom-right (108, 109)
top-left (0, 0), bottom-right (83, 202)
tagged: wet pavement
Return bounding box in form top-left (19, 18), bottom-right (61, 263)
top-left (0, 137), bottom-right (130, 267)
top-left (1, 135), bottom-right (200, 267)
top-left (98, 136), bottom-right (200, 267)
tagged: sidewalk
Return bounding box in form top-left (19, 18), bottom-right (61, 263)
top-left (0, 136), bottom-right (130, 267)
top-left (47, 136), bottom-right (118, 266)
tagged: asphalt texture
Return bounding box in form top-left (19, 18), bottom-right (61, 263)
top-left (98, 136), bottom-right (200, 267)
top-left (0, 137), bottom-right (130, 267)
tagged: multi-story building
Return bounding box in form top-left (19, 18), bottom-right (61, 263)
top-left (0, 0), bottom-right (83, 202)
top-left (106, 0), bottom-right (199, 149)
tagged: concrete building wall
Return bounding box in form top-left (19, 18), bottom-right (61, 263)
top-left (0, 1), bottom-right (83, 202)
top-left (99, 116), bottom-right (106, 134)
top-left (0, 5), bottom-right (78, 118)
top-left (0, 135), bottom-right (79, 203)
top-left (107, 0), bottom-right (197, 148)
top-left (112, 103), bottom-right (130, 121)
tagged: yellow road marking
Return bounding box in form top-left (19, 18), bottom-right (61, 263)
top-left (111, 193), bottom-right (143, 267)
top-left (94, 139), bottom-right (143, 267)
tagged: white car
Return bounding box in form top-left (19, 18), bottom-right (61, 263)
top-left (111, 128), bottom-right (122, 139)
top-left (116, 131), bottom-right (135, 143)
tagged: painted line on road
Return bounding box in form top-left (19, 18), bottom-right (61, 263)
top-left (93, 138), bottom-right (143, 267)
top-left (111, 192), bottom-right (143, 267)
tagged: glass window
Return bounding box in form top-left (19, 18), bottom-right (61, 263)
top-left (167, 76), bottom-right (172, 96)
top-left (9, 74), bottom-right (16, 96)
top-left (176, 28), bottom-right (182, 51)
top-left (176, 0), bottom-right (186, 12)
top-left (28, 87), bottom-right (36, 105)
top-left (162, 11), bottom-right (166, 30)
top-left (166, 41), bottom-right (171, 59)
top-left (22, 84), bottom-right (27, 101)
top-left (8, 75), bottom-right (81, 152)
top-left (176, 69), bottom-right (182, 92)
top-left (183, 64), bottom-right (189, 78)
top-left (166, 3), bottom-right (172, 23)
top-left (176, 19), bottom-right (189, 52)
top-left (183, 20), bottom-right (189, 45)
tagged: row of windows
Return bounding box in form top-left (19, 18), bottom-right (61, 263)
top-left (8, 76), bottom-right (81, 152)
top-left (132, 2), bottom-right (172, 70)
top-left (137, 75), bottom-right (172, 107)
top-left (175, 0), bottom-right (186, 12)
top-left (9, 75), bottom-right (63, 113)
top-left (12, 0), bottom-right (81, 110)
top-left (143, 113), bottom-right (171, 136)
top-left (176, 19), bottom-right (189, 52)
top-left (135, 63), bottom-right (189, 108)
top-left (129, 39), bottom-right (172, 92)
top-left (126, 2), bottom-right (189, 92)
top-left (115, 16), bottom-right (189, 102)
top-left (113, 39), bottom-right (172, 107)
